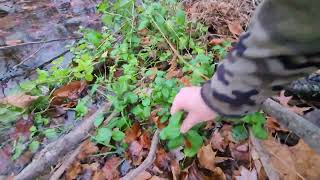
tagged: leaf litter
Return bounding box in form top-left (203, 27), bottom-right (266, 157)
top-left (1, 0), bottom-right (320, 179)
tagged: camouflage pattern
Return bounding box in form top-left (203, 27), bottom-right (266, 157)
top-left (201, 0), bottom-right (320, 117)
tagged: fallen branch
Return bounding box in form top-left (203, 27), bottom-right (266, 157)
top-left (49, 145), bottom-right (82, 180)
top-left (14, 103), bottom-right (111, 180)
top-left (0, 37), bottom-right (80, 50)
top-left (120, 130), bottom-right (160, 180)
top-left (262, 99), bottom-right (320, 154)
top-left (250, 134), bottom-right (280, 180)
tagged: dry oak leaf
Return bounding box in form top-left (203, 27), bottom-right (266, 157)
top-left (228, 21), bottom-right (243, 36)
top-left (0, 93), bottom-right (38, 108)
top-left (102, 156), bottom-right (121, 180)
top-left (78, 140), bottom-right (99, 160)
top-left (197, 144), bottom-right (217, 171)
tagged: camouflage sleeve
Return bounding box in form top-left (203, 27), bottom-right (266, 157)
top-left (201, 0), bottom-right (320, 118)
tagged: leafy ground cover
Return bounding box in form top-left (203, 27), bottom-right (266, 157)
top-left (1, 0), bottom-right (320, 179)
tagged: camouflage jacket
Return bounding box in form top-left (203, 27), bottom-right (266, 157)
top-left (201, 0), bottom-right (320, 117)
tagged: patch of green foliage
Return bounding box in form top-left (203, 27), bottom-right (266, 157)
top-left (3, 0), bottom-right (268, 160)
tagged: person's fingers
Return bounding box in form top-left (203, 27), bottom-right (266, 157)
top-left (180, 113), bottom-right (199, 133)
top-left (170, 91), bottom-right (185, 115)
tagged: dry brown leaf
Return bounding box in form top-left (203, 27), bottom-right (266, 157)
top-left (155, 148), bottom-right (171, 171)
top-left (139, 132), bottom-right (151, 149)
top-left (171, 160), bottom-right (180, 180)
top-left (66, 161), bottom-right (82, 180)
top-left (92, 170), bottom-right (106, 180)
top-left (128, 140), bottom-right (143, 166)
top-left (230, 143), bottom-right (250, 162)
top-left (0, 93), bottom-right (38, 108)
top-left (150, 110), bottom-right (167, 129)
top-left (274, 91), bottom-right (310, 115)
top-left (235, 167), bottom-right (257, 180)
top-left (124, 122), bottom-right (141, 143)
top-left (102, 156), bottom-right (120, 180)
top-left (52, 80), bottom-right (87, 100)
top-left (262, 138), bottom-right (300, 180)
top-left (228, 21), bottom-right (243, 35)
top-left (178, 77), bottom-right (191, 86)
top-left (209, 38), bottom-right (224, 45)
top-left (133, 171), bottom-right (152, 180)
top-left (197, 144), bottom-right (217, 171)
top-left (211, 130), bottom-right (225, 151)
top-left (78, 140), bottom-right (99, 160)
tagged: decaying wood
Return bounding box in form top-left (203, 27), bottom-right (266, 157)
top-left (14, 103), bottom-right (111, 180)
top-left (120, 130), bottom-right (160, 180)
top-left (262, 99), bottom-right (320, 154)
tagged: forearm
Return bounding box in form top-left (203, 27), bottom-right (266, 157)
top-left (201, 0), bottom-right (320, 117)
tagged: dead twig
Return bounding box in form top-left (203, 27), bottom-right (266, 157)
top-left (14, 103), bottom-right (111, 180)
top-left (0, 37), bottom-right (80, 50)
top-left (49, 145), bottom-right (82, 180)
top-left (120, 130), bottom-right (160, 180)
top-left (262, 99), bottom-right (320, 154)
top-left (250, 133), bottom-right (280, 180)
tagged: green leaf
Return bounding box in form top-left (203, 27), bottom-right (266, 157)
top-left (142, 98), bottom-right (151, 106)
top-left (242, 112), bottom-right (266, 125)
top-left (232, 124), bottom-right (248, 141)
top-left (102, 14), bottom-right (113, 26)
top-left (252, 124), bottom-right (268, 140)
top-left (85, 30), bottom-right (102, 47)
top-left (95, 127), bottom-right (112, 144)
top-left (138, 19), bottom-right (149, 30)
top-left (20, 81), bottom-right (37, 91)
top-left (168, 111), bottom-right (184, 127)
top-left (12, 143), bottom-right (24, 160)
top-left (112, 129), bottom-right (125, 141)
top-left (75, 99), bottom-right (88, 117)
top-left (160, 127), bottom-right (180, 140)
top-left (85, 73), bottom-right (93, 81)
top-left (125, 92), bottom-right (138, 104)
top-left (176, 9), bottom-right (185, 26)
top-left (43, 128), bottom-right (58, 140)
top-left (167, 135), bottom-right (184, 150)
top-left (94, 113), bottom-right (104, 128)
top-left (29, 140), bottom-right (40, 153)
top-left (184, 130), bottom-right (203, 157)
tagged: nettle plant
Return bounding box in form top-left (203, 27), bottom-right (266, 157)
top-left (10, 0), bottom-right (268, 158)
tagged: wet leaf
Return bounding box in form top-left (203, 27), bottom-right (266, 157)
top-left (102, 156), bottom-right (120, 180)
top-left (155, 148), bottom-right (171, 171)
top-left (228, 21), bottom-right (243, 35)
top-left (197, 144), bottom-right (217, 171)
top-left (52, 80), bottom-right (87, 101)
top-left (128, 140), bottom-right (143, 166)
top-left (0, 93), bottom-right (38, 109)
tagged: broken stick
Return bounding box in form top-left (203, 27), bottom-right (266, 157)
top-left (120, 130), bottom-right (160, 180)
top-left (14, 103), bottom-right (111, 180)
top-left (262, 99), bottom-right (320, 154)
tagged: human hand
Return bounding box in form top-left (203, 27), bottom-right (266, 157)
top-left (170, 86), bottom-right (217, 133)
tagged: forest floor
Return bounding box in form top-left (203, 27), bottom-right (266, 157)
top-left (1, 0), bottom-right (320, 180)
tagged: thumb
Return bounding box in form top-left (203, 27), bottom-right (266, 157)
top-left (180, 113), bottom-right (199, 133)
